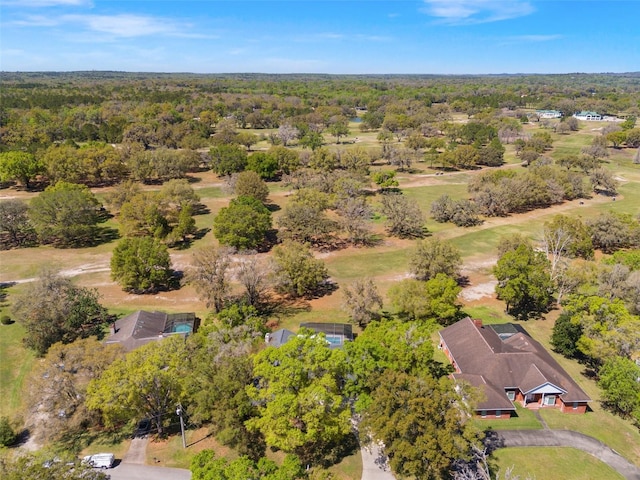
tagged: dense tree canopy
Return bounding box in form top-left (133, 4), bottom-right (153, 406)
top-left (12, 270), bottom-right (110, 356)
top-left (28, 181), bottom-right (102, 247)
top-left (272, 241), bottom-right (329, 298)
top-left (361, 370), bottom-right (481, 480)
top-left (213, 195), bottom-right (272, 250)
top-left (409, 237), bottom-right (462, 281)
top-left (494, 243), bottom-right (553, 318)
top-left (86, 336), bottom-right (189, 435)
top-left (110, 237), bottom-right (174, 293)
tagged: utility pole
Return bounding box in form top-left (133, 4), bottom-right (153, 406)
top-left (176, 404), bottom-right (186, 449)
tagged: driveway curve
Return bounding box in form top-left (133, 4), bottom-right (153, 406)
top-left (486, 430), bottom-right (640, 480)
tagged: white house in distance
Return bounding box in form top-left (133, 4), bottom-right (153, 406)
top-left (536, 109), bottom-right (562, 119)
top-left (573, 111), bottom-right (602, 121)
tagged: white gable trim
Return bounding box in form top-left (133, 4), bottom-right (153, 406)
top-left (524, 382), bottom-right (566, 395)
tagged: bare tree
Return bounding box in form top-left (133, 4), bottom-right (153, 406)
top-left (541, 224), bottom-right (572, 288)
top-left (276, 123), bottom-right (299, 146)
top-left (235, 251), bottom-right (271, 307)
top-left (337, 196), bottom-right (374, 245)
top-left (342, 278), bottom-right (383, 327)
top-left (188, 246), bottom-right (234, 312)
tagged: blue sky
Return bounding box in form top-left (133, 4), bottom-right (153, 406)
top-left (1, 1), bottom-right (638, 74)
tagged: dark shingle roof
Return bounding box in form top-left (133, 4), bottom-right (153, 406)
top-left (439, 317), bottom-right (591, 409)
top-left (105, 310), bottom-right (196, 351)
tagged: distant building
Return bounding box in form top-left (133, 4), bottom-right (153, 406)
top-left (573, 111), bottom-right (602, 121)
top-left (536, 109), bottom-right (562, 119)
top-left (439, 317), bottom-right (591, 419)
top-left (105, 310), bottom-right (198, 352)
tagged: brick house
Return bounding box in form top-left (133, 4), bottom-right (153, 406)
top-left (439, 317), bottom-right (591, 419)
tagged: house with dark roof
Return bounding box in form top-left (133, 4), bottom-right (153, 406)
top-left (265, 328), bottom-right (295, 348)
top-left (105, 310), bottom-right (198, 352)
top-left (439, 317), bottom-right (591, 419)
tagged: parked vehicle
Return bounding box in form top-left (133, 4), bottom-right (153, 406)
top-left (82, 453), bottom-right (115, 469)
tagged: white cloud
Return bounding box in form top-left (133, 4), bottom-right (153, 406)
top-left (422, 0), bottom-right (534, 25)
top-left (61, 14), bottom-right (181, 37)
top-left (1, 0), bottom-right (91, 7)
top-left (10, 14), bottom-right (61, 27)
top-left (511, 34), bottom-right (563, 42)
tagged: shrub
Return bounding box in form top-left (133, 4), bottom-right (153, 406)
top-left (0, 314), bottom-right (13, 325)
top-left (0, 416), bottom-right (17, 446)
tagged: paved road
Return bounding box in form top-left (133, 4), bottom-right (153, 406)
top-left (487, 430), bottom-right (640, 480)
top-left (121, 437), bottom-right (147, 464)
top-left (360, 442), bottom-right (395, 480)
top-left (106, 463), bottom-right (191, 480)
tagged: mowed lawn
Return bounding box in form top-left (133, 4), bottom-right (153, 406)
top-left (493, 447), bottom-right (624, 480)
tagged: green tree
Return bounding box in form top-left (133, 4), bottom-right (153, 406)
top-left (341, 278), bottom-right (383, 328)
top-left (187, 326), bottom-right (264, 459)
top-left (388, 274), bottom-right (461, 324)
top-left (588, 212), bottom-right (638, 253)
top-left (299, 131), bottom-right (324, 151)
top-left (343, 320), bottom-right (443, 406)
top-left (561, 295), bottom-right (640, 364)
top-left (550, 313), bottom-right (584, 358)
top-left (0, 199), bottom-right (36, 248)
top-left (328, 118), bottom-right (349, 144)
top-left (0, 417), bottom-right (17, 447)
top-left (598, 357), bottom-right (640, 422)
top-left (272, 241), bottom-right (329, 298)
top-left (277, 201), bottom-right (337, 246)
top-left (234, 170), bottom-right (270, 203)
top-left (409, 237), bottom-right (461, 281)
top-left (361, 370), bottom-right (481, 480)
top-left (28, 181), bottom-right (102, 247)
top-left (236, 131), bottom-right (259, 151)
top-left (110, 237), bottom-right (174, 293)
top-left (191, 450), bottom-right (305, 480)
top-left (210, 144), bottom-right (248, 176)
top-left (246, 334), bottom-right (351, 464)
top-left (119, 192), bottom-right (170, 239)
top-left (86, 336), bottom-right (188, 435)
top-left (372, 170), bottom-right (398, 190)
top-left (214, 195), bottom-right (272, 250)
top-left (12, 270), bottom-right (110, 356)
top-left (268, 145), bottom-right (301, 174)
top-left (494, 243), bottom-right (553, 318)
top-left (247, 152), bottom-right (279, 180)
top-left (0, 151), bottom-right (44, 189)
top-left (380, 192), bottom-right (425, 238)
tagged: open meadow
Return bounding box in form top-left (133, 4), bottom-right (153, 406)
top-left (1, 115), bottom-right (639, 479)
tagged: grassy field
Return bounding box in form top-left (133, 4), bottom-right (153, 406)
top-left (493, 447), bottom-right (624, 480)
top-left (0, 322), bottom-right (34, 418)
top-left (0, 118), bottom-right (638, 476)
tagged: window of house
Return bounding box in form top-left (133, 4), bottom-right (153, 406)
top-left (480, 410), bottom-right (487, 418)
top-left (573, 402), bottom-right (579, 410)
top-left (544, 395), bottom-right (556, 406)
top-left (496, 410), bottom-right (501, 418)
top-left (506, 391), bottom-right (515, 401)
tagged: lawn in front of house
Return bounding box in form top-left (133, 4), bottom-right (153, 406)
top-left (493, 446), bottom-right (624, 480)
